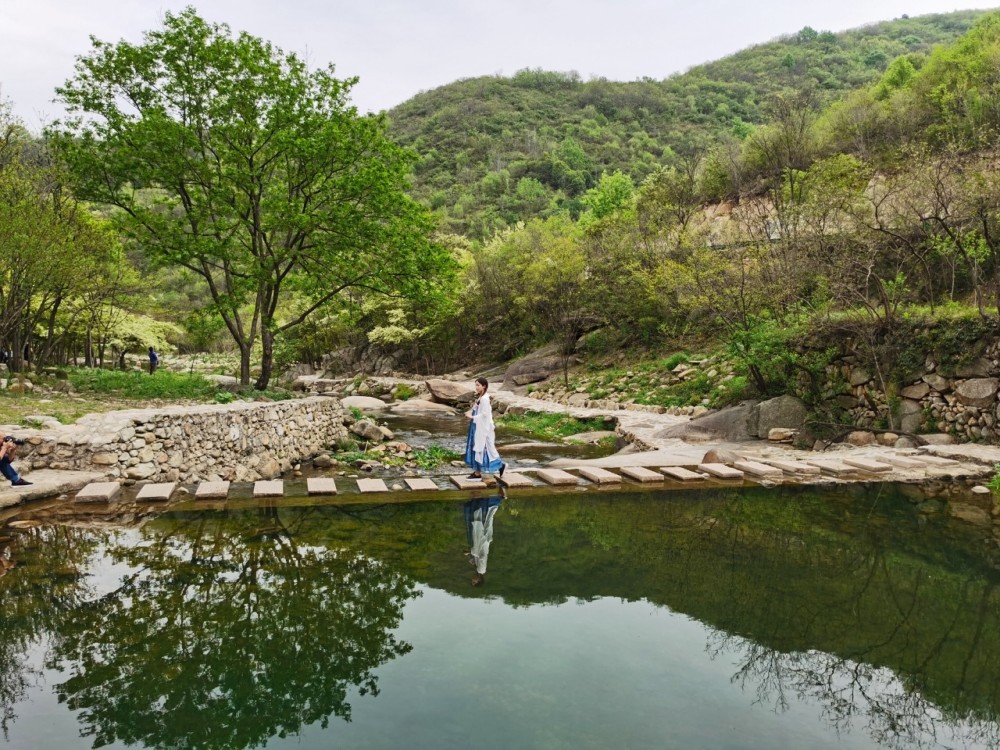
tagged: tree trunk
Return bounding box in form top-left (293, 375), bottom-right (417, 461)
top-left (239, 342), bottom-right (252, 386)
top-left (85, 329), bottom-right (94, 367)
top-left (255, 330), bottom-right (274, 390)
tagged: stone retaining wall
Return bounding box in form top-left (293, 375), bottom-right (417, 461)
top-left (13, 396), bottom-right (349, 484)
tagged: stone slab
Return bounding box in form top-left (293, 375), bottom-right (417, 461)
top-left (253, 480), bottom-right (284, 497)
top-left (135, 482), bottom-right (176, 502)
top-left (498, 472), bottom-right (535, 488)
top-left (620, 466), bottom-right (664, 483)
top-left (659, 466), bottom-right (704, 481)
top-left (881, 455), bottom-right (927, 470)
top-left (195, 481), bottom-right (230, 499)
top-left (306, 477), bottom-right (338, 495)
top-left (804, 459), bottom-right (855, 476)
top-left (761, 459), bottom-right (821, 475)
top-left (404, 477), bottom-right (438, 491)
top-left (536, 469), bottom-right (579, 485)
top-left (916, 454), bottom-right (961, 467)
top-left (577, 467), bottom-right (622, 484)
top-left (841, 457), bottom-right (893, 473)
top-left (357, 478), bottom-right (389, 493)
top-left (733, 461), bottom-right (783, 479)
top-left (698, 463), bottom-right (745, 479)
top-left (75, 482), bottom-right (122, 503)
top-left (450, 475), bottom-right (486, 489)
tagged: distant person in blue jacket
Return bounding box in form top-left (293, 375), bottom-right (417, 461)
top-left (148, 347), bottom-right (159, 375)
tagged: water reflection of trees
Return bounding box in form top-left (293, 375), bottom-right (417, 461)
top-left (0, 525), bottom-right (100, 740)
top-left (6, 506), bottom-right (418, 749)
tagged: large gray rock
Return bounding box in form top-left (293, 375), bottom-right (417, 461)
top-left (205, 374), bottom-right (238, 387)
top-left (390, 399), bottom-right (457, 415)
top-left (657, 401), bottom-right (757, 442)
top-left (341, 396), bottom-right (389, 411)
top-left (900, 383), bottom-right (930, 400)
top-left (751, 395), bottom-right (808, 439)
top-left (425, 379), bottom-right (475, 405)
top-left (898, 398), bottom-right (924, 434)
top-left (503, 346), bottom-right (565, 389)
top-left (954, 378), bottom-right (999, 408)
top-left (952, 356), bottom-right (993, 378)
top-left (350, 419), bottom-right (385, 442)
top-left (922, 373), bottom-right (949, 391)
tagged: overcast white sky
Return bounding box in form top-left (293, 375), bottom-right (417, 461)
top-left (1, 1), bottom-right (995, 131)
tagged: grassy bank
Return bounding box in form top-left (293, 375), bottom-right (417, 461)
top-left (497, 411), bottom-right (615, 440)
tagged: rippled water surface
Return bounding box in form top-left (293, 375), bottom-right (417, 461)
top-left (1, 483), bottom-right (998, 749)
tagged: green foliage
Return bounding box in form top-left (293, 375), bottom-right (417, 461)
top-left (51, 7), bottom-right (450, 388)
top-left (348, 406), bottom-right (364, 421)
top-left (395, 384), bottom-right (417, 401)
top-left (987, 464), bottom-right (1000, 493)
top-left (388, 11), bottom-right (985, 239)
top-left (213, 391), bottom-right (236, 404)
top-left (68, 369), bottom-right (217, 400)
top-left (409, 445), bottom-right (463, 470)
top-left (498, 411), bottom-right (614, 440)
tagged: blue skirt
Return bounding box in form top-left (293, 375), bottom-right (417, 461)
top-left (464, 422), bottom-right (503, 473)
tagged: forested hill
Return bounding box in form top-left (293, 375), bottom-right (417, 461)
top-left (387, 9), bottom-right (986, 240)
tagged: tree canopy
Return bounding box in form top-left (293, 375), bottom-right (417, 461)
top-left (50, 7), bottom-right (452, 387)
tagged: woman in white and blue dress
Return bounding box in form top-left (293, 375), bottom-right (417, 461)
top-left (464, 377), bottom-right (506, 481)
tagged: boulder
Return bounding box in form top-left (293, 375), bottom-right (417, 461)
top-left (876, 432), bottom-right (899, 447)
top-left (390, 399), bottom-right (457, 415)
top-left (848, 367), bottom-right (871, 386)
top-left (954, 378), bottom-right (999, 408)
top-left (657, 401), bottom-right (757, 442)
top-left (845, 431), bottom-right (876, 446)
top-left (900, 383), bottom-right (930, 400)
top-left (291, 375), bottom-right (320, 392)
top-left (502, 347), bottom-right (565, 390)
top-left (341, 396), bottom-right (389, 412)
top-left (922, 373), bottom-right (949, 392)
top-left (898, 398), bottom-right (924, 434)
top-left (350, 419), bottom-right (385, 442)
top-left (954, 356), bottom-right (993, 378)
top-left (258, 457), bottom-right (281, 479)
top-left (767, 428), bottom-right (796, 441)
top-left (751, 395), bottom-right (808, 439)
top-left (425, 379), bottom-right (475, 405)
top-left (919, 433), bottom-right (957, 445)
top-left (313, 454), bottom-right (335, 468)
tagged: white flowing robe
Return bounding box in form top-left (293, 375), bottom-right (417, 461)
top-left (472, 393), bottom-right (501, 466)
top-left (469, 503), bottom-right (499, 575)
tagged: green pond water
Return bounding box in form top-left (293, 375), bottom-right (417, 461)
top-left (1, 483), bottom-right (998, 749)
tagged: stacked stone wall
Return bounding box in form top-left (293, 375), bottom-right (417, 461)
top-left (13, 396), bottom-right (349, 483)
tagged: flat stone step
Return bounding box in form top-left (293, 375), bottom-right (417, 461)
top-left (659, 467), bottom-right (704, 481)
top-left (404, 477), bottom-right (438, 491)
top-left (253, 480), bottom-right (284, 497)
top-left (881, 455), bottom-right (927, 469)
top-left (917, 454), bottom-right (961, 467)
top-left (498, 472), bottom-right (535, 488)
top-left (733, 461), bottom-right (783, 479)
top-left (698, 463), bottom-right (745, 479)
top-left (804, 459), bottom-right (855, 476)
top-left (761, 459), bottom-right (821, 475)
top-left (536, 469), bottom-right (579, 485)
top-left (357, 478), bottom-right (389, 493)
top-left (307, 477), bottom-right (338, 495)
top-left (75, 482), bottom-right (122, 503)
top-left (135, 482), bottom-right (176, 502)
top-left (577, 467), bottom-right (622, 484)
top-left (195, 481), bottom-right (230, 499)
top-left (620, 466), bottom-right (664, 483)
top-left (450, 475), bottom-right (487, 489)
top-left (841, 457), bottom-right (893, 473)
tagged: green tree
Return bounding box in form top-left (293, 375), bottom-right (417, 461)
top-left (51, 7), bottom-right (449, 388)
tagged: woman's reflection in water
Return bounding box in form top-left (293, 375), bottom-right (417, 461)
top-left (464, 486), bottom-right (505, 586)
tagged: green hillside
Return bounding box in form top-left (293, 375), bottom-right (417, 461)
top-left (387, 10), bottom-right (988, 239)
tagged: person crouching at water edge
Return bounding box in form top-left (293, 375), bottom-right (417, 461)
top-left (464, 377), bottom-right (507, 481)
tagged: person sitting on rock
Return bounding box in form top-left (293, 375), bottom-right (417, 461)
top-left (0, 433), bottom-right (31, 487)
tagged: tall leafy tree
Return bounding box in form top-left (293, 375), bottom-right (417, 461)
top-left (51, 7), bottom-right (449, 387)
